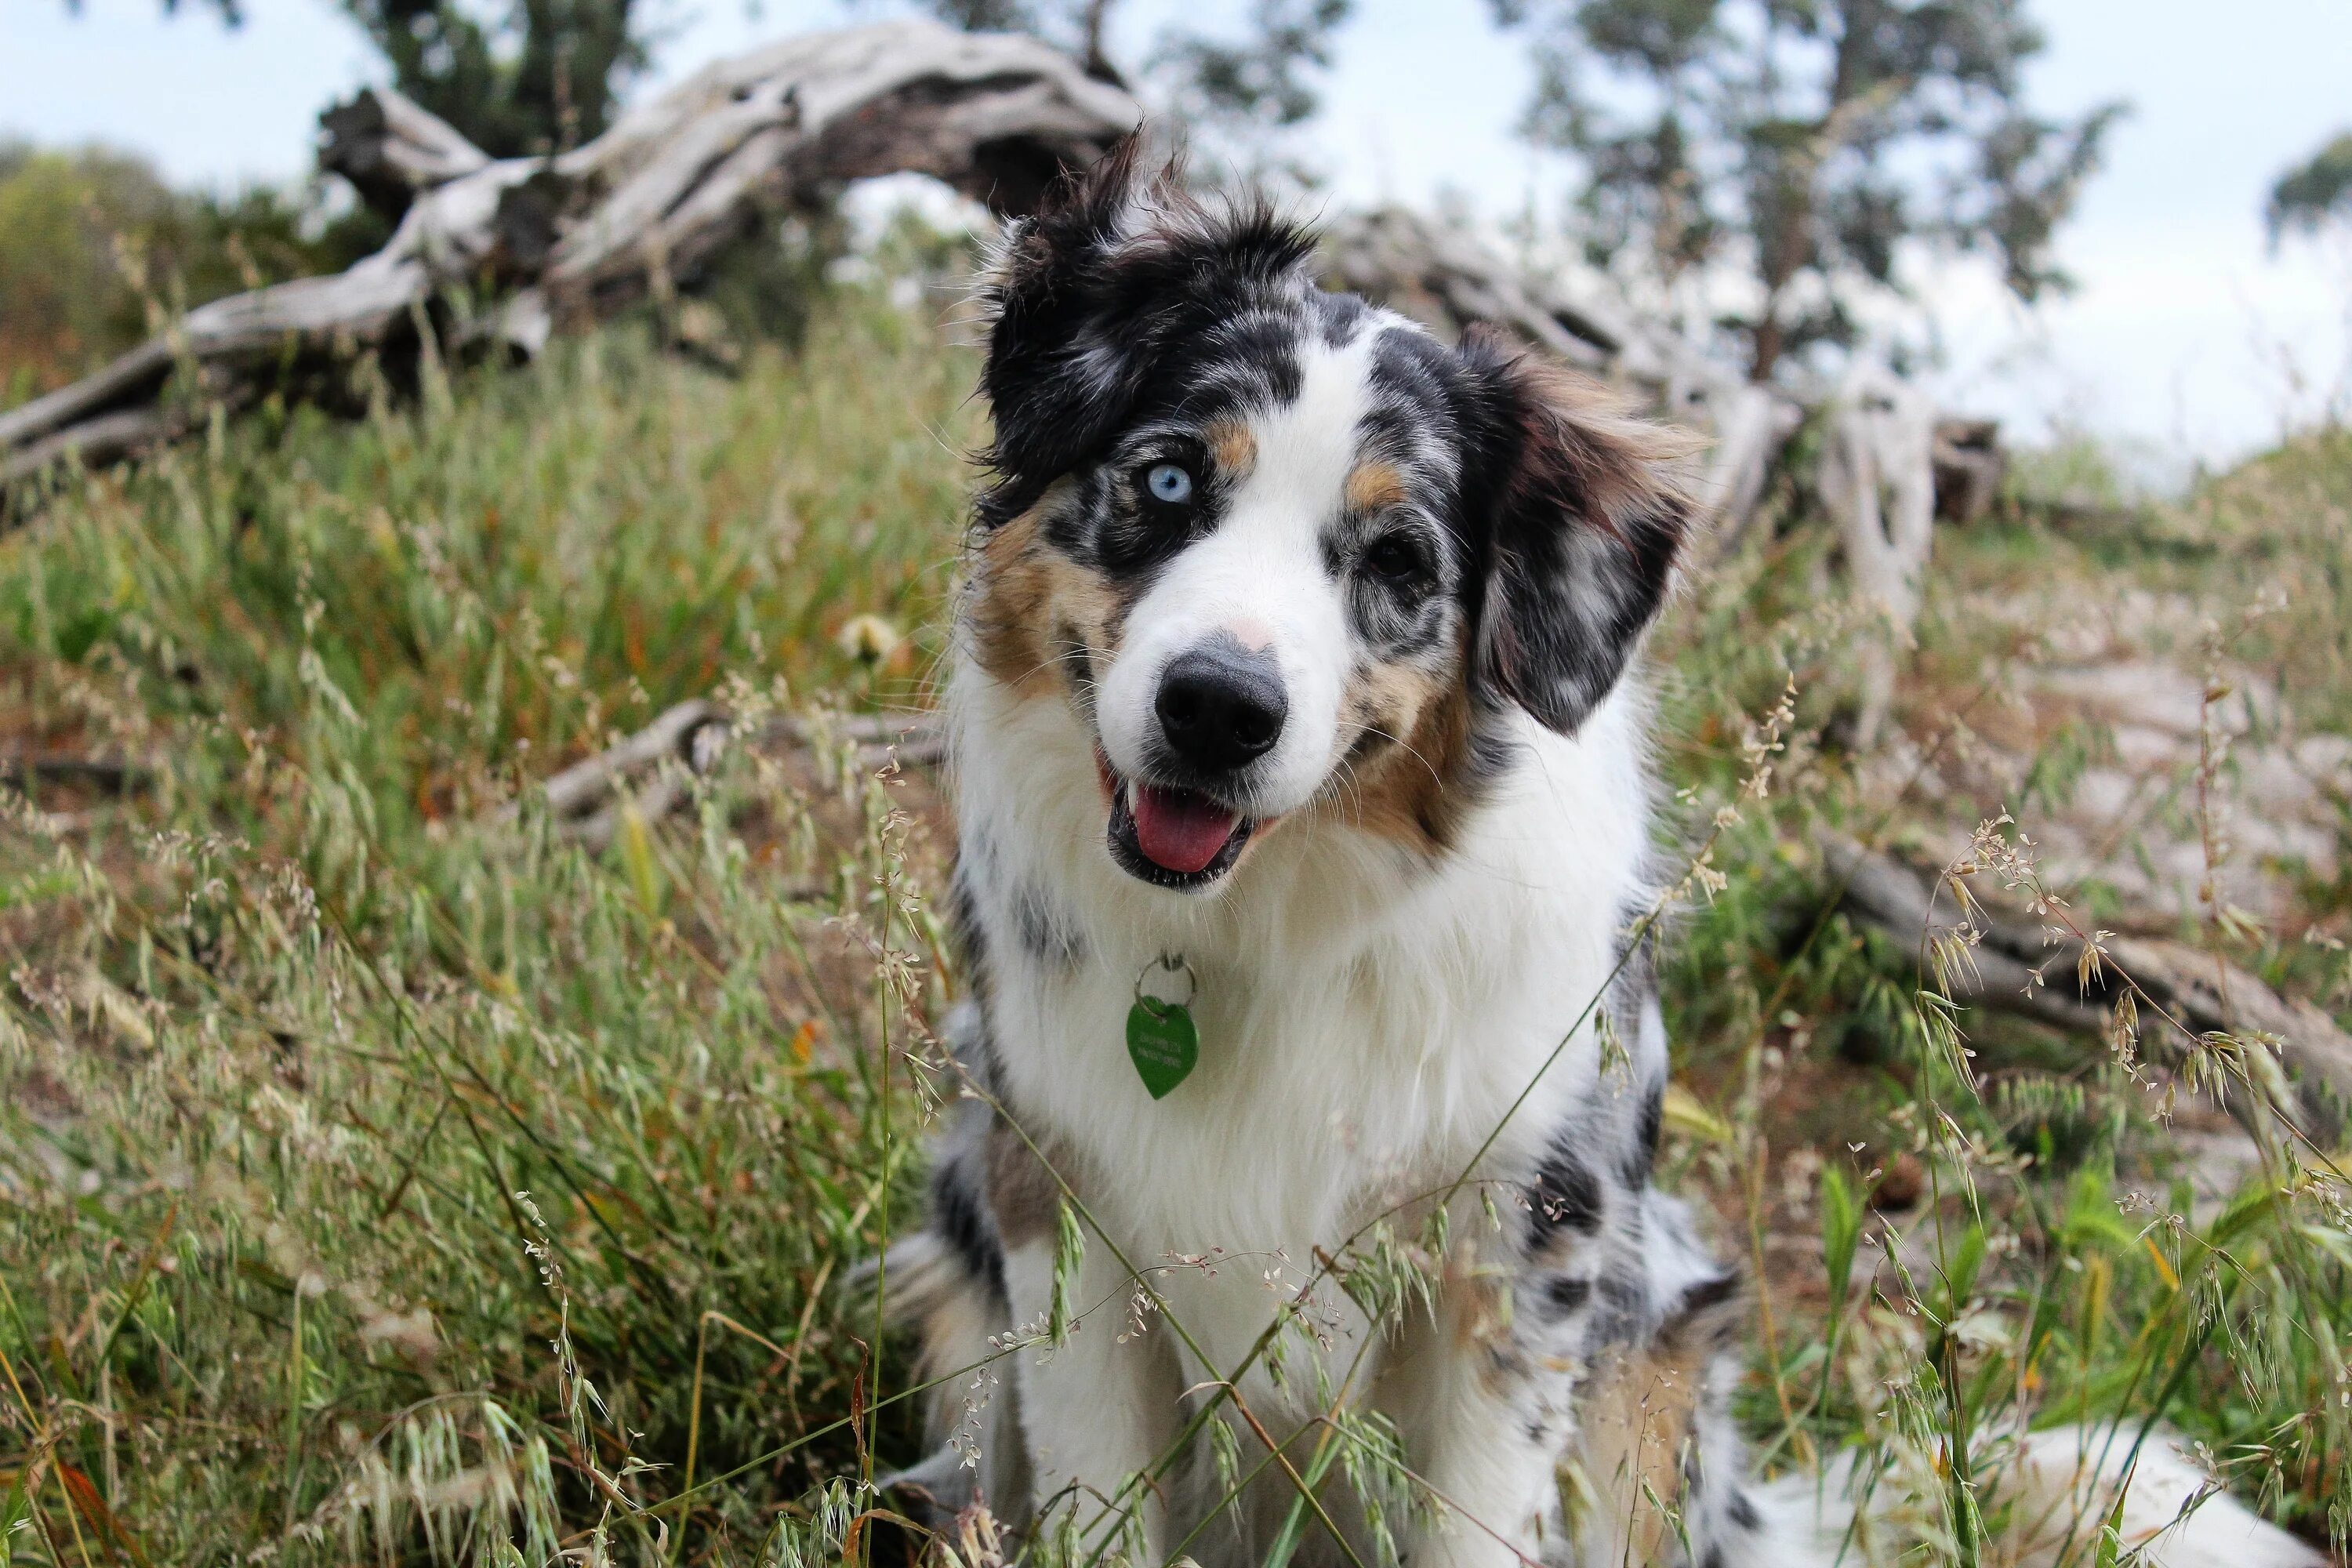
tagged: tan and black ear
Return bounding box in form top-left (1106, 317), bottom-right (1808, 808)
top-left (973, 136), bottom-right (1317, 528)
top-left (1461, 325), bottom-right (1696, 735)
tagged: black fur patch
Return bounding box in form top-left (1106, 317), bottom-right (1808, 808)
top-left (948, 860), bottom-right (991, 1007)
top-left (1624, 1074), bottom-right (1666, 1187)
top-left (1012, 882), bottom-right (1086, 968)
top-left (976, 140), bottom-right (1319, 535)
top-left (1538, 1275), bottom-right (1592, 1316)
top-left (928, 1142), bottom-right (1006, 1304)
top-left (1452, 326), bottom-right (1692, 735)
top-left (1527, 1141), bottom-right (1604, 1243)
top-left (1675, 1268), bottom-right (1741, 1319)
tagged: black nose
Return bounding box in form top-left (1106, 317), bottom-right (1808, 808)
top-left (1154, 644), bottom-right (1287, 774)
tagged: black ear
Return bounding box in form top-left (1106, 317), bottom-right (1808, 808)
top-left (1460, 325), bottom-right (1694, 734)
top-left (973, 136), bottom-right (1316, 528)
top-left (975, 137), bottom-right (1153, 526)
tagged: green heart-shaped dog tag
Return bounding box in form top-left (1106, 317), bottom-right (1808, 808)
top-left (1126, 996), bottom-right (1199, 1099)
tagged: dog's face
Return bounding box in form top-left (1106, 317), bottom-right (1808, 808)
top-left (964, 146), bottom-right (1692, 892)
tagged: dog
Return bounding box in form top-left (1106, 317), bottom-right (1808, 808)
top-left (870, 143), bottom-right (2326, 1568)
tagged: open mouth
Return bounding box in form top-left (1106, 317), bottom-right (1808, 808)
top-left (1099, 755), bottom-right (1254, 890)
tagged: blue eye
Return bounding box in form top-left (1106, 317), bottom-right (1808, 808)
top-left (1145, 463), bottom-right (1194, 505)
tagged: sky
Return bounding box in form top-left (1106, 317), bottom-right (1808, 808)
top-left (7, 0), bottom-right (2350, 474)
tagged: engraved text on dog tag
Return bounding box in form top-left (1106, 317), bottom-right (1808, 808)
top-left (1125, 996), bottom-right (1198, 1099)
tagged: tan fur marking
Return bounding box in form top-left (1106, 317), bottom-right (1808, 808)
top-left (1324, 645), bottom-right (1481, 855)
top-left (965, 482), bottom-right (1127, 694)
top-left (967, 503), bottom-right (1056, 693)
top-left (1433, 1242), bottom-right (1526, 1398)
top-left (1562, 1343), bottom-right (1706, 1564)
top-left (985, 1120), bottom-right (1068, 1250)
top-left (1344, 460), bottom-right (1408, 514)
top-left (1207, 418), bottom-right (1258, 483)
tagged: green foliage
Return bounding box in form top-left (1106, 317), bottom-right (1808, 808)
top-left (338, 0), bottom-right (647, 158)
top-left (2267, 129), bottom-right (2352, 246)
top-left (1820, 1161), bottom-right (1861, 1314)
top-left (0, 142), bottom-right (376, 411)
top-left (1153, 0), bottom-right (1356, 132)
top-left (0, 143), bottom-right (173, 407)
top-left (1490, 0), bottom-right (2125, 379)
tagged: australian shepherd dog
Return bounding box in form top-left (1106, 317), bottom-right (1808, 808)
top-left (871, 144), bottom-right (2322, 1568)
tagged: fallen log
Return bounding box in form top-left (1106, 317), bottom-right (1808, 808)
top-left (0, 753), bottom-right (156, 795)
top-left (2, 21), bottom-right (1139, 503)
top-left (535, 699), bottom-right (732, 821)
top-left (1820, 832), bottom-right (2352, 1135)
top-left (1320, 207), bottom-right (1623, 369)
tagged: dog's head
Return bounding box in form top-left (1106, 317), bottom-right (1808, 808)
top-left (964, 144), bottom-right (1693, 892)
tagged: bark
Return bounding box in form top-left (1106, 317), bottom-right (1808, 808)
top-left (2, 21), bottom-right (1139, 505)
top-left (1320, 208), bottom-right (1624, 368)
top-left (1665, 360), bottom-right (1803, 550)
top-left (1820, 833), bottom-right (2352, 1135)
top-left (0, 753), bottom-right (156, 796)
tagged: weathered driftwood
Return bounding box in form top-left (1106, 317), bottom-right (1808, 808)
top-left (1820, 833), bottom-right (2352, 1134)
top-left (1321, 208), bottom-right (1621, 369)
top-left (318, 88), bottom-right (492, 220)
top-left (1, 21), bottom-right (1140, 499)
top-left (1665, 361), bottom-right (1802, 549)
top-left (1817, 359), bottom-right (1938, 748)
top-left (514, 696), bottom-right (946, 848)
top-left (535, 699), bottom-right (733, 822)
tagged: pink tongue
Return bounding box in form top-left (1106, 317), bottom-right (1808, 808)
top-left (1131, 783), bottom-right (1240, 874)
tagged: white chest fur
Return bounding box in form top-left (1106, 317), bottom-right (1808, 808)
top-left (949, 662), bottom-right (1660, 1270)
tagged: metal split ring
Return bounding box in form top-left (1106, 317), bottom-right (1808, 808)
top-left (1133, 951), bottom-right (1196, 1009)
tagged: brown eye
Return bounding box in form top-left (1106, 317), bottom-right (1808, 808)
top-left (1363, 532), bottom-right (1428, 585)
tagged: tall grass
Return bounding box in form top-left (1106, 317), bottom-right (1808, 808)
top-left (2, 292), bottom-right (975, 1564)
top-left (2, 275), bottom-right (2347, 1566)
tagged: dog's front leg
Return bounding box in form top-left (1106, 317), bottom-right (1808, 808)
top-left (1002, 1232), bottom-right (1181, 1562)
top-left (1385, 1251), bottom-right (1562, 1568)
